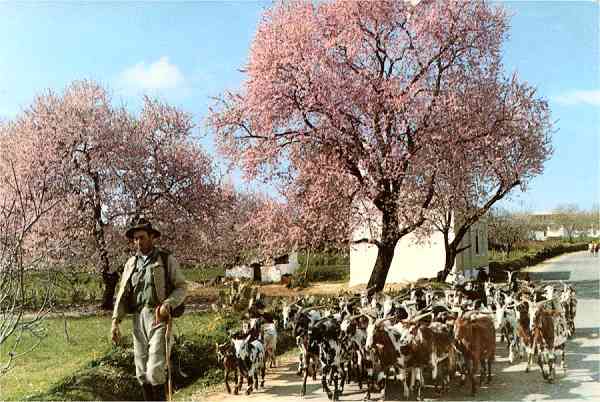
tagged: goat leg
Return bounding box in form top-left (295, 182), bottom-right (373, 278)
top-left (246, 370), bottom-right (254, 395)
top-left (302, 361), bottom-right (309, 397)
top-left (322, 367), bottom-right (332, 399)
top-left (332, 370), bottom-right (339, 401)
top-left (224, 368), bottom-right (231, 394)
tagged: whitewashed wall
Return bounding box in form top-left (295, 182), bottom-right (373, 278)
top-left (349, 231), bottom-right (450, 286)
top-left (225, 252), bottom-right (300, 283)
top-left (225, 265), bottom-right (253, 279)
top-left (261, 253), bottom-right (300, 282)
top-left (260, 266), bottom-right (282, 282)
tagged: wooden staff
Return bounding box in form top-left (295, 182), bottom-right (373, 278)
top-left (165, 316), bottom-right (173, 402)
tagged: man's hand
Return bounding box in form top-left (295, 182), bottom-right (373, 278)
top-left (155, 303), bottom-right (172, 323)
top-left (111, 320), bottom-right (121, 345)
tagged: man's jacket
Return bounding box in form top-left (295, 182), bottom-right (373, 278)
top-left (112, 249), bottom-right (187, 322)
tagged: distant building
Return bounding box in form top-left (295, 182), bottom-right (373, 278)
top-left (225, 252), bottom-right (300, 283)
top-left (529, 213), bottom-right (599, 240)
top-left (349, 211), bottom-right (488, 286)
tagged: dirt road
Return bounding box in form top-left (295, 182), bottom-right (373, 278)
top-left (199, 251), bottom-right (600, 401)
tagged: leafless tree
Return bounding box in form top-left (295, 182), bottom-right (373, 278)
top-left (0, 159), bottom-right (57, 375)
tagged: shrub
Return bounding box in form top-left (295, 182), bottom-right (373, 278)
top-left (489, 242), bottom-right (587, 281)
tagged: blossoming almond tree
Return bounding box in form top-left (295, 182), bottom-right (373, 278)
top-left (427, 74), bottom-right (552, 281)
top-left (12, 81), bottom-right (124, 308)
top-left (17, 81), bottom-right (227, 308)
top-left (210, 0), bottom-right (552, 290)
top-left (110, 96), bottom-right (226, 265)
top-left (0, 121), bottom-right (61, 374)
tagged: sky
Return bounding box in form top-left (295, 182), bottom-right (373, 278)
top-left (0, 0), bottom-right (597, 214)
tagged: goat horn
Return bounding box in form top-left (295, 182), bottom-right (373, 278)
top-left (411, 311), bottom-right (433, 322)
top-left (374, 316), bottom-right (396, 327)
top-left (347, 312), bottom-right (372, 322)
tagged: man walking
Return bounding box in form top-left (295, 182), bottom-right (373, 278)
top-left (111, 218), bottom-right (187, 401)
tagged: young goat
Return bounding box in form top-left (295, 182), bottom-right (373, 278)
top-left (216, 341), bottom-right (238, 394)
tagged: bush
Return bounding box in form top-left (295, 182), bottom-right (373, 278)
top-left (489, 242), bottom-right (587, 282)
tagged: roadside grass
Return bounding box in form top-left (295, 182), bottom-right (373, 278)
top-left (488, 241), bottom-right (588, 281)
top-left (1, 310), bottom-right (296, 401)
top-left (0, 314), bottom-right (122, 401)
top-left (488, 239), bottom-right (582, 263)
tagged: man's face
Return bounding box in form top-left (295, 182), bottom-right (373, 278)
top-left (132, 230), bottom-right (154, 255)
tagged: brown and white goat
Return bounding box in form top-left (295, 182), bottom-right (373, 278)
top-left (216, 341), bottom-right (238, 394)
top-left (453, 312), bottom-right (495, 396)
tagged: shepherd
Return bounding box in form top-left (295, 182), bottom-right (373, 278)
top-left (110, 218), bottom-right (187, 401)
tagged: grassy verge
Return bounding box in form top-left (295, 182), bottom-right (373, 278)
top-left (1, 310), bottom-right (296, 401)
top-left (489, 241), bottom-right (588, 281)
top-left (0, 314), bottom-right (121, 401)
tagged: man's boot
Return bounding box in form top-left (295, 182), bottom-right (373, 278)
top-left (142, 383), bottom-right (154, 401)
top-left (152, 384), bottom-right (167, 402)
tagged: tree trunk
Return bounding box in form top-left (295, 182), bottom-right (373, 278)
top-left (366, 206), bottom-right (401, 292)
top-left (303, 248), bottom-right (311, 281)
top-left (366, 241), bottom-right (397, 292)
top-left (101, 271), bottom-right (119, 310)
top-left (91, 173), bottom-right (115, 311)
top-left (438, 232), bottom-right (456, 282)
top-left (97, 228), bottom-right (117, 310)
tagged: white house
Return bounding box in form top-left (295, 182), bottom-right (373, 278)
top-left (225, 252), bottom-right (300, 283)
top-left (532, 225), bottom-right (600, 241)
top-left (529, 212), bottom-right (600, 240)
top-left (349, 212), bottom-right (489, 286)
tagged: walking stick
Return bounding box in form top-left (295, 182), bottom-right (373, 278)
top-left (165, 315), bottom-right (173, 402)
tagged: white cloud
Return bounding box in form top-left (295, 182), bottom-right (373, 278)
top-left (119, 57), bottom-right (185, 91)
top-left (553, 90), bottom-right (600, 106)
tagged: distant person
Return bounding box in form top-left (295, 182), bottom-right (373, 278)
top-left (110, 218), bottom-right (187, 401)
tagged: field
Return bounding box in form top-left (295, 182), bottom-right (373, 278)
top-left (0, 314), bottom-right (119, 400)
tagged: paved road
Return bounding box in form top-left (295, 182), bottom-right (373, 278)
top-left (202, 251), bottom-right (600, 401)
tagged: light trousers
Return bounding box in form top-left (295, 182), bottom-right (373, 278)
top-left (132, 306), bottom-right (172, 385)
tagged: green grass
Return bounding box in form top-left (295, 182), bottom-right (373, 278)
top-left (181, 265), bottom-right (225, 283)
top-left (488, 239), bottom-right (584, 263)
top-left (0, 314), bottom-right (123, 401)
top-left (297, 251), bottom-right (350, 282)
top-left (21, 269), bottom-right (104, 309)
top-left (21, 264), bottom-right (225, 310)
top-left (1, 310), bottom-right (296, 401)
top-left (0, 313), bottom-right (232, 401)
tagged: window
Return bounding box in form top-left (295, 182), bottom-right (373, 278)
top-left (475, 230), bottom-right (480, 255)
top-left (274, 254), bottom-right (289, 265)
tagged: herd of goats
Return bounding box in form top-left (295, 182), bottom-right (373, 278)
top-left (214, 274), bottom-right (577, 401)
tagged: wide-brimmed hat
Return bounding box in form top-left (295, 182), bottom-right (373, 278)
top-left (125, 218), bottom-right (161, 239)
